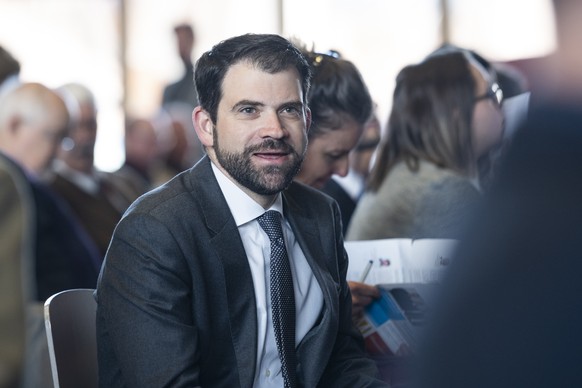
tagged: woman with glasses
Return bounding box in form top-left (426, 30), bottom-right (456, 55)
top-left (346, 50), bottom-right (504, 241)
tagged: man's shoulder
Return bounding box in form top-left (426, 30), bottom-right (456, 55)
top-left (128, 169), bottom-right (192, 209)
top-left (125, 160), bottom-right (211, 217)
top-left (0, 152), bottom-right (32, 215)
top-left (0, 152), bottom-right (28, 188)
top-left (284, 180), bottom-right (336, 210)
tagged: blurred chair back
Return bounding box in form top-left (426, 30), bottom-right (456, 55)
top-left (44, 288), bottom-right (98, 388)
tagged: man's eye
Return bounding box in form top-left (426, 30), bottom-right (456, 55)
top-left (240, 107), bottom-right (256, 114)
top-left (281, 106), bottom-right (302, 116)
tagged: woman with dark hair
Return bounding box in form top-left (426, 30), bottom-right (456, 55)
top-left (293, 49), bottom-right (374, 189)
top-left (291, 48), bottom-right (384, 362)
top-left (347, 50), bottom-right (504, 241)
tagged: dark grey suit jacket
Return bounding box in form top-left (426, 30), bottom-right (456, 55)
top-left (96, 156), bottom-right (385, 387)
top-left (413, 102), bottom-right (582, 388)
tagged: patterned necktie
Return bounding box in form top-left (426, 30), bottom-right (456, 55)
top-left (257, 210), bottom-right (297, 388)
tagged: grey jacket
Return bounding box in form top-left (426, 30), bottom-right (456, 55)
top-left (96, 156), bottom-right (386, 387)
top-left (347, 160), bottom-right (481, 241)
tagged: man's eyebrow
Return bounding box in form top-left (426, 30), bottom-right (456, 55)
top-left (280, 100), bottom-right (304, 109)
top-left (231, 100), bottom-right (264, 112)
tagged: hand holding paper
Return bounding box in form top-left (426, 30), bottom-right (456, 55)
top-left (348, 281), bottom-right (380, 317)
top-left (345, 238), bottom-right (458, 356)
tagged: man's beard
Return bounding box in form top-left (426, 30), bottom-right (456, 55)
top-left (214, 130), bottom-right (305, 195)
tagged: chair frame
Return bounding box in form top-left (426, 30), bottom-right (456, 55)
top-left (44, 288), bottom-right (98, 388)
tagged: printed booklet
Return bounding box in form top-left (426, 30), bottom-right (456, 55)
top-left (345, 238), bottom-right (458, 356)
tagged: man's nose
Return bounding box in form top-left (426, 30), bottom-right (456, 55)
top-left (259, 111), bottom-right (286, 139)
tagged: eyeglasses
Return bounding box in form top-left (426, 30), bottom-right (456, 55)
top-left (474, 82), bottom-right (503, 107)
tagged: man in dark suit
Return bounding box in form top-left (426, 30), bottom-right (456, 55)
top-left (96, 33), bottom-right (386, 387)
top-left (412, 1), bottom-right (582, 387)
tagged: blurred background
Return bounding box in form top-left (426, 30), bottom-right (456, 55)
top-left (0, 0), bottom-right (556, 171)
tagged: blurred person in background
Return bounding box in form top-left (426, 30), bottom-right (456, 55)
top-left (160, 23), bottom-right (205, 171)
top-left (153, 104), bottom-right (204, 183)
top-left (0, 84), bottom-right (69, 177)
top-left (113, 116), bottom-right (160, 202)
top-left (347, 50), bottom-right (504, 242)
top-left (162, 23), bottom-right (198, 109)
top-left (47, 82), bottom-right (134, 258)
top-left (345, 50), bottom-right (504, 385)
top-left (321, 106), bottom-right (381, 234)
top-left (0, 82), bottom-right (101, 387)
top-left (289, 46), bottom-right (391, 382)
top-left (428, 45), bottom-right (530, 191)
top-left (0, 45), bottom-right (21, 99)
top-left (0, 143), bottom-right (32, 388)
top-left (412, 0), bottom-right (582, 387)
top-left (293, 49), bottom-right (373, 191)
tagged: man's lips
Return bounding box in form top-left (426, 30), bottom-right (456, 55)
top-left (253, 150), bottom-right (289, 160)
top-left (249, 139), bottom-right (294, 163)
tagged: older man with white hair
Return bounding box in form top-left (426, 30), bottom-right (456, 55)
top-left (48, 82), bottom-right (134, 258)
top-left (0, 83), bottom-right (101, 387)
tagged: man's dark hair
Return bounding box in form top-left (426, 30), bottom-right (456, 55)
top-left (194, 33), bottom-right (312, 123)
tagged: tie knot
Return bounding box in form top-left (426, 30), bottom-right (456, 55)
top-left (258, 210), bottom-right (283, 242)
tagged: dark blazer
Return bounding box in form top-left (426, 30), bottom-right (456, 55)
top-left (0, 153), bottom-right (101, 301)
top-left (413, 102), bottom-right (582, 388)
top-left (96, 156), bottom-right (386, 387)
top-left (49, 172), bottom-right (129, 257)
top-left (320, 178), bottom-right (357, 235)
top-left (0, 152), bottom-right (31, 388)
top-left (0, 152), bottom-right (101, 387)
top-left (31, 180), bottom-right (102, 300)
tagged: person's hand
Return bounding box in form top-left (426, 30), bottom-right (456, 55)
top-left (348, 281), bottom-right (380, 318)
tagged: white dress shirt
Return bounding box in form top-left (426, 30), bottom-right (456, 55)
top-left (211, 162), bottom-right (324, 387)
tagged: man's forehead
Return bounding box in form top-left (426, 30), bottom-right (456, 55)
top-left (220, 62), bottom-right (304, 104)
top-left (223, 61), bottom-right (301, 86)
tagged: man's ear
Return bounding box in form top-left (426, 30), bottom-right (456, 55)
top-left (7, 115), bottom-right (24, 139)
top-left (305, 107), bottom-right (312, 133)
top-left (192, 106), bottom-right (214, 147)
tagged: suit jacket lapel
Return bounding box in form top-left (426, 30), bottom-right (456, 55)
top-left (283, 190), bottom-right (337, 385)
top-left (283, 193), bottom-right (329, 293)
top-left (189, 157), bottom-right (257, 388)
